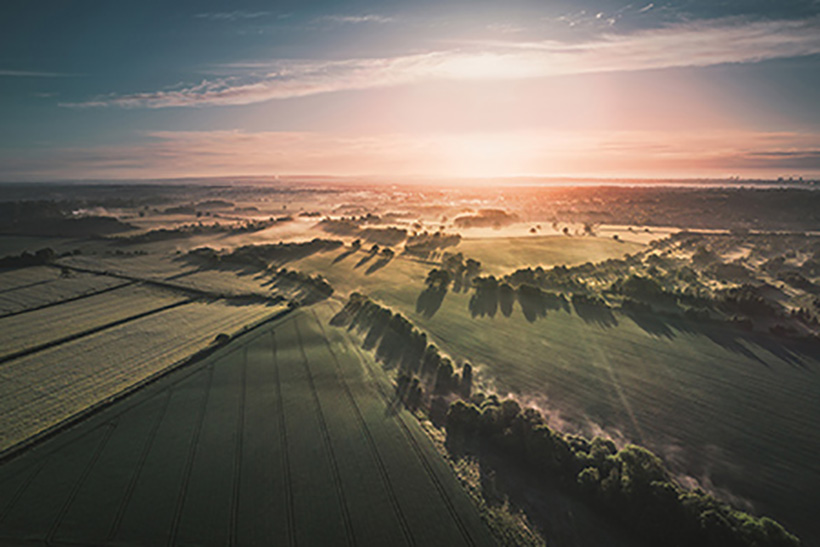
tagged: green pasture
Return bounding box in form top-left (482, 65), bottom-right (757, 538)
top-left (456, 235), bottom-right (642, 275)
top-left (292, 242), bottom-right (820, 546)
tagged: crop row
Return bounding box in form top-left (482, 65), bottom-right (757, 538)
top-left (0, 300), bottom-right (284, 453)
top-left (0, 284), bottom-right (187, 360)
top-left (0, 270), bottom-right (125, 316)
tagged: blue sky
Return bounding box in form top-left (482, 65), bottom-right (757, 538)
top-left (1, 0), bottom-right (819, 181)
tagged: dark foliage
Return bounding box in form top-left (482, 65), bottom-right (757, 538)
top-left (446, 399), bottom-right (800, 547)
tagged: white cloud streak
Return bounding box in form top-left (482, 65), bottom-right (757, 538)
top-left (62, 16), bottom-right (820, 109)
top-left (195, 11), bottom-right (271, 21)
top-left (321, 14), bottom-right (395, 24)
top-left (1, 69), bottom-right (74, 77)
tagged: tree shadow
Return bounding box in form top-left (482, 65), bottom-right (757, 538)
top-left (623, 310), bottom-right (813, 370)
top-left (416, 286), bottom-right (447, 318)
top-left (517, 288), bottom-right (571, 323)
top-left (469, 287), bottom-right (498, 318)
top-left (355, 250), bottom-right (378, 268)
top-left (622, 309), bottom-right (675, 339)
top-left (365, 255), bottom-right (393, 275)
top-left (499, 285), bottom-right (515, 317)
top-left (332, 247), bottom-right (358, 264)
top-left (572, 298), bottom-right (618, 328)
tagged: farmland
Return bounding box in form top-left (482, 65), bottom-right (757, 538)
top-left (0, 284), bottom-right (187, 360)
top-left (0, 307), bottom-right (494, 547)
top-left (1, 181), bottom-right (819, 545)
top-left (0, 267), bottom-right (127, 316)
top-left (285, 238), bottom-right (820, 545)
top-left (0, 297), bottom-right (285, 454)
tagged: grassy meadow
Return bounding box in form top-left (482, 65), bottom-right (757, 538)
top-left (290, 237), bottom-right (820, 544)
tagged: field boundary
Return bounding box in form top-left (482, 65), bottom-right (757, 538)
top-left (0, 280), bottom-right (133, 320)
top-left (0, 305), bottom-right (294, 465)
top-left (55, 263), bottom-right (284, 305)
top-left (0, 298), bottom-right (192, 365)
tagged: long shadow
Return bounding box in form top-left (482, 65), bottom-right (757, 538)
top-left (572, 299), bottom-right (618, 328)
top-left (469, 288), bottom-right (498, 318)
top-left (332, 247), bottom-right (358, 264)
top-left (623, 309), bottom-right (814, 370)
top-left (499, 286), bottom-right (515, 317)
top-left (515, 287), bottom-right (571, 323)
top-left (365, 256), bottom-right (393, 275)
top-left (354, 251), bottom-right (378, 269)
top-left (622, 309), bottom-right (675, 339)
top-left (416, 286), bottom-right (447, 318)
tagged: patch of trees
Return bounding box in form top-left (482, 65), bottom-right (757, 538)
top-left (0, 248), bottom-right (56, 268)
top-left (453, 209), bottom-right (519, 229)
top-left (404, 231), bottom-right (462, 258)
top-left (777, 271), bottom-right (820, 295)
top-left (446, 398), bottom-right (800, 547)
top-left (0, 200), bottom-right (135, 237)
top-left (331, 293), bottom-right (473, 410)
top-left (716, 285), bottom-right (780, 318)
top-left (196, 199), bottom-right (234, 209)
top-left (188, 238), bottom-right (343, 269)
top-left (440, 252), bottom-right (481, 293)
top-left (611, 274), bottom-right (679, 307)
top-left (360, 227), bottom-right (407, 246)
top-left (318, 217), bottom-right (408, 246)
top-left (117, 217), bottom-right (289, 244)
top-left (273, 268), bottom-right (333, 302)
top-left (505, 265), bottom-right (589, 294)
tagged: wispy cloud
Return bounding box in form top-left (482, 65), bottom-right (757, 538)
top-left (195, 11), bottom-right (271, 21)
top-left (638, 3), bottom-right (655, 14)
top-left (320, 14), bottom-right (395, 24)
top-left (62, 16), bottom-right (820, 109)
top-left (0, 69), bottom-right (74, 77)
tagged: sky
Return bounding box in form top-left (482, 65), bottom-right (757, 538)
top-left (1, 0), bottom-right (820, 182)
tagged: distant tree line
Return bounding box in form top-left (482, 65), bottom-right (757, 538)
top-left (189, 238), bottom-right (343, 269)
top-left (403, 231), bottom-right (462, 259)
top-left (0, 248), bottom-right (57, 268)
top-left (117, 216), bottom-right (290, 244)
top-left (319, 218), bottom-right (408, 246)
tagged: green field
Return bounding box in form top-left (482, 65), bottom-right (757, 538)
top-left (290, 240), bottom-right (820, 545)
top-left (456, 235), bottom-right (643, 275)
top-left (0, 307), bottom-right (494, 546)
